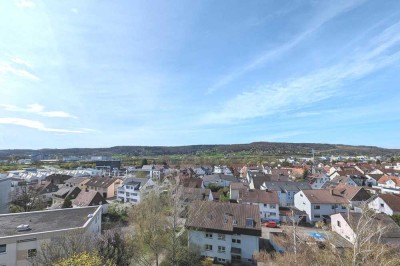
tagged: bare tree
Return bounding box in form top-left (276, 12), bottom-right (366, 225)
top-left (10, 182), bottom-right (46, 212)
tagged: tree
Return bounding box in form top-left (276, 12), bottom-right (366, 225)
top-left (99, 230), bottom-right (134, 266)
top-left (130, 192), bottom-right (168, 266)
top-left (10, 182), bottom-right (46, 212)
top-left (53, 252), bottom-right (114, 266)
top-left (141, 158), bottom-right (148, 167)
top-left (62, 197), bottom-right (72, 208)
top-left (391, 214), bottom-right (400, 226)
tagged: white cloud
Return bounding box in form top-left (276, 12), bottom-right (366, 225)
top-left (0, 63), bottom-right (39, 81)
top-left (207, 0), bottom-right (365, 94)
top-left (201, 21), bottom-right (400, 124)
top-left (0, 117), bottom-right (86, 133)
top-left (9, 56), bottom-right (32, 68)
top-left (16, 0), bottom-right (35, 8)
top-left (0, 104), bottom-right (78, 119)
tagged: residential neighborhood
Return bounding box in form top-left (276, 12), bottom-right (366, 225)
top-left (1, 156), bottom-right (400, 265)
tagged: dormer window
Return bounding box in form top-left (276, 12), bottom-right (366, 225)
top-left (245, 218), bottom-right (254, 228)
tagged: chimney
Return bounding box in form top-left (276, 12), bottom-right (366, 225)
top-left (330, 189), bottom-right (334, 195)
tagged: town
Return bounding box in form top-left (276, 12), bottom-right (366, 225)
top-left (1, 153), bottom-right (400, 265)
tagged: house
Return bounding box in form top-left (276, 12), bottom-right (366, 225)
top-left (85, 177), bottom-right (122, 198)
top-left (332, 184), bottom-right (372, 208)
top-left (368, 193), bottom-right (400, 216)
top-left (294, 189), bottom-right (349, 223)
top-left (63, 177), bottom-right (90, 189)
top-left (229, 182), bottom-right (248, 201)
top-left (375, 175), bottom-right (400, 194)
top-left (116, 177), bottom-right (156, 204)
top-left (202, 174), bottom-right (238, 188)
top-left (261, 181), bottom-right (312, 207)
top-left (44, 174), bottom-right (72, 185)
top-left (331, 212), bottom-right (400, 247)
top-left (309, 174), bottom-right (330, 189)
top-left (35, 181), bottom-right (59, 201)
top-left (186, 201), bottom-right (261, 264)
top-left (72, 190), bottom-right (108, 212)
top-left (238, 189), bottom-right (280, 221)
top-left (0, 206), bottom-right (101, 266)
top-left (179, 187), bottom-right (212, 204)
top-left (179, 178), bottom-right (204, 189)
top-left (52, 186), bottom-right (81, 207)
top-left (0, 176), bottom-right (11, 214)
top-left (248, 172), bottom-right (272, 190)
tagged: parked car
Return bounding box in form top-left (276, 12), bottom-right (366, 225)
top-left (263, 220), bottom-right (278, 228)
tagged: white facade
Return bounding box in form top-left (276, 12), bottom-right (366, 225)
top-left (188, 230), bottom-right (259, 264)
top-left (310, 175), bottom-right (330, 189)
top-left (368, 196), bottom-right (396, 216)
top-left (259, 203), bottom-right (279, 221)
top-left (331, 213), bottom-right (356, 243)
top-left (294, 191), bottom-right (347, 223)
top-left (0, 206), bottom-right (102, 266)
top-left (117, 178), bottom-right (156, 204)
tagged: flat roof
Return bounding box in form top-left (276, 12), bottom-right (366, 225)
top-left (0, 206), bottom-right (99, 238)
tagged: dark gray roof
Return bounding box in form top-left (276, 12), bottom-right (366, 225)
top-left (123, 177), bottom-right (147, 188)
top-left (263, 181), bottom-right (311, 192)
top-left (202, 174), bottom-right (238, 183)
top-left (0, 206), bottom-right (99, 238)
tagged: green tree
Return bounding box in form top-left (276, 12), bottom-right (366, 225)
top-left (54, 251), bottom-right (114, 266)
top-left (141, 158), bottom-right (148, 167)
top-left (62, 197), bottom-right (72, 208)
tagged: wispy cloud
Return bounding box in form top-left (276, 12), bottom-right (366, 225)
top-left (201, 20), bottom-right (400, 124)
top-left (0, 104), bottom-right (78, 119)
top-left (16, 0), bottom-right (35, 8)
top-left (9, 56), bottom-right (32, 68)
top-left (207, 0), bottom-right (365, 94)
top-left (0, 63), bottom-right (39, 81)
top-left (0, 117), bottom-right (86, 133)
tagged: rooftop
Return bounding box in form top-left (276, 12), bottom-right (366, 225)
top-left (0, 206), bottom-right (99, 238)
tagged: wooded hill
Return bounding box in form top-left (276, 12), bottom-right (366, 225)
top-left (0, 142), bottom-right (399, 160)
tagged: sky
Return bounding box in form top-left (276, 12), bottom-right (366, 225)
top-left (0, 0), bottom-right (400, 149)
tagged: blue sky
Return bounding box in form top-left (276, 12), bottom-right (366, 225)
top-left (1, 0), bottom-right (400, 149)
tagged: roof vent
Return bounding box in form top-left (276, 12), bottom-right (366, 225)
top-left (87, 214), bottom-right (94, 218)
top-left (17, 224), bottom-right (31, 232)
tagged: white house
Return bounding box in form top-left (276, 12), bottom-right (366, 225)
top-left (368, 194), bottom-right (400, 216)
top-left (294, 189), bottom-right (348, 223)
top-left (0, 206), bottom-right (101, 266)
top-left (374, 175), bottom-right (400, 194)
top-left (117, 177), bottom-right (156, 204)
top-left (238, 189), bottom-right (280, 221)
top-left (309, 174), bottom-right (330, 189)
top-left (331, 212), bottom-right (400, 246)
top-left (261, 181), bottom-right (311, 207)
top-left (186, 201), bottom-right (261, 264)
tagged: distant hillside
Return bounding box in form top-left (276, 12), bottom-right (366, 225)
top-left (0, 142), bottom-right (399, 160)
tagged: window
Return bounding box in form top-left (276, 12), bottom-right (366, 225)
top-left (342, 206), bottom-right (346, 209)
top-left (270, 204), bottom-right (276, 209)
top-left (337, 221), bottom-right (341, 227)
top-left (132, 192), bottom-right (137, 196)
top-left (233, 219), bottom-right (237, 225)
top-left (232, 239), bottom-right (241, 244)
top-left (217, 258), bottom-right (226, 263)
top-left (264, 203), bottom-right (267, 207)
top-left (380, 203), bottom-right (384, 207)
top-left (205, 244), bottom-right (212, 251)
top-left (232, 255), bottom-right (241, 260)
top-left (205, 233), bottom-right (212, 239)
top-left (28, 249), bottom-right (37, 258)
top-left (218, 234), bottom-right (225, 240)
top-left (218, 246), bottom-right (226, 253)
top-left (0, 244), bottom-right (6, 254)
top-left (314, 205), bottom-right (320, 209)
top-left (332, 205), bottom-right (336, 209)
top-left (300, 194), bottom-right (303, 197)
top-left (314, 214), bottom-right (321, 218)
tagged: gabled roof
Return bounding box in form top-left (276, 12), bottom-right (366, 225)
top-left (301, 189), bottom-right (348, 204)
top-left (264, 181), bottom-right (311, 192)
top-left (180, 187), bottom-right (210, 202)
top-left (72, 190), bottom-right (107, 207)
top-left (338, 212), bottom-right (400, 240)
top-left (239, 189), bottom-right (279, 204)
top-left (186, 201), bottom-right (261, 236)
top-left (64, 176), bottom-right (90, 185)
top-left (333, 184), bottom-right (371, 202)
top-left (378, 176), bottom-right (400, 186)
top-left (202, 174), bottom-right (238, 183)
top-left (378, 194), bottom-right (400, 213)
top-left (85, 177), bottom-right (122, 188)
top-left (122, 177), bottom-right (147, 188)
top-left (230, 182), bottom-right (248, 190)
